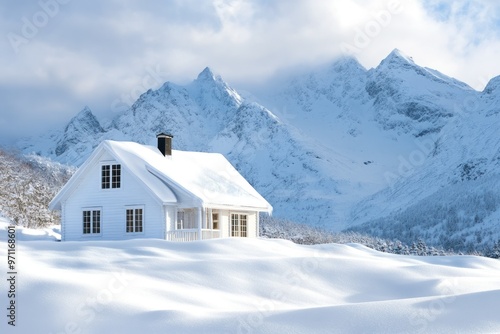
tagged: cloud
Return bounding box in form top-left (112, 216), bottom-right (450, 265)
top-left (1, 0), bottom-right (500, 144)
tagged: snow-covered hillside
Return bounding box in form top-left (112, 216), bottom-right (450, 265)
top-left (0, 149), bottom-right (74, 227)
top-left (246, 48), bottom-right (500, 242)
top-left (348, 63), bottom-right (500, 251)
top-left (1, 220), bottom-right (500, 334)
top-left (16, 49), bottom-right (500, 248)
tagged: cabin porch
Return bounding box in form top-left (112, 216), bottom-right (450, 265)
top-left (166, 207), bottom-right (222, 241)
top-left (165, 207), bottom-right (257, 241)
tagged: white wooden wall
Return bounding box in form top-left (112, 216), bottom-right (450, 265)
top-left (62, 151), bottom-right (166, 241)
top-left (60, 150), bottom-right (263, 241)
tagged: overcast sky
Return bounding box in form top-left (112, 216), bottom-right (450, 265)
top-left (1, 0), bottom-right (500, 145)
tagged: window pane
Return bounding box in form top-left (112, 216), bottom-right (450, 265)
top-left (127, 208), bottom-right (144, 233)
top-left (212, 213), bottom-right (219, 230)
top-left (126, 209), bottom-right (134, 232)
top-left (112, 164), bottom-right (121, 188)
top-left (93, 210), bottom-right (101, 234)
top-left (135, 209), bottom-right (143, 232)
top-left (240, 215), bottom-right (247, 237)
top-left (231, 214), bottom-right (239, 237)
top-left (83, 211), bottom-right (91, 234)
top-left (101, 165), bottom-right (110, 189)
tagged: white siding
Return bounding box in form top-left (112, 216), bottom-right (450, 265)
top-left (245, 212), bottom-right (257, 238)
top-left (63, 152), bottom-right (167, 241)
top-left (219, 210), bottom-right (230, 238)
top-left (61, 203), bottom-right (66, 241)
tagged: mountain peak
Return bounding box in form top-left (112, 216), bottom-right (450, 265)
top-left (330, 55), bottom-right (366, 73)
top-left (74, 106), bottom-right (94, 120)
top-left (189, 67), bottom-right (243, 108)
top-left (387, 48), bottom-right (414, 63)
top-left (377, 49), bottom-right (416, 70)
top-left (197, 67), bottom-right (217, 81)
top-left (65, 106), bottom-right (103, 134)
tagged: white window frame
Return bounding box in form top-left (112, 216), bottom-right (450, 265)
top-left (82, 207), bottom-right (102, 236)
top-left (212, 211), bottom-right (219, 230)
top-left (100, 162), bottom-right (121, 190)
top-left (126, 206), bottom-right (144, 234)
top-left (231, 213), bottom-right (248, 237)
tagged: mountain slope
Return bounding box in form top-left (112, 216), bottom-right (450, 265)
top-left (348, 71), bottom-right (500, 250)
top-left (251, 49), bottom-right (489, 230)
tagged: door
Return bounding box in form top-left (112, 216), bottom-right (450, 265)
top-left (230, 213), bottom-right (247, 237)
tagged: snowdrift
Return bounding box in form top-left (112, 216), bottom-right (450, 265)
top-left (1, 220), bottom-right (500, 333)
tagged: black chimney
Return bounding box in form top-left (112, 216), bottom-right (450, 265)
top-left (156, 133), bottom-right (173, 156)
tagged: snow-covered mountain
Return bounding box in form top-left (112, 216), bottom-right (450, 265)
top-left (17, 49), bottom-right (500, 249)
top-left (19, 67), bottom-right (357, 227)
top-left (348, 71), bottom-right (500, 250)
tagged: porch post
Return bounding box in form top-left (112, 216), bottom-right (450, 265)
top-left (207, 208), bottom-right (212, 229)
top-left (256, 212), bottom-right (260, 237)
top-left (198, 207), bottom-right (202, 240)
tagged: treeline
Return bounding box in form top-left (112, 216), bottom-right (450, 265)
top-left (348, 175), bottom-right (500, 255)
top-left (0, 149), bottom-right (75, 228)
top-left (260, 216), bottom-right (500, 259)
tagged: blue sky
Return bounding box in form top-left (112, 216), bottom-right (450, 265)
top-left (1, 0), bottom-right (500, 145)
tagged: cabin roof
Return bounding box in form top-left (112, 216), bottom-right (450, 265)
top-left (50, 140), bottom-right (273, 213)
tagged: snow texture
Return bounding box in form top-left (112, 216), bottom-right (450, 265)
top-left (1, 219), bottom-right (500, 334)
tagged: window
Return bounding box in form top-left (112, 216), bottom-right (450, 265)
top-left (101, 165), bottom-right (110, 189)
top-left (231, 214), bottom-right (239, 236)
top-left (112, 165), bottom-right (121, 188)
top-left (83, 209), bottom-right (101, 235)
top-left (126, 208), bottom-right (143, 233)
top-left (231, 213), bottom-right (247, 237)
top-left (102, 164), bottom-right (121, 189)
top-left (240, 214), bottom-right (247, 237)
top-left (176, 211), bottom-right (184, 229)
top-left (176, 210), bottom-right (197, 229)
top-left (212, 213), bottom-right (219, 230)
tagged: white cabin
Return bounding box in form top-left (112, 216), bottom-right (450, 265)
top-left (49, 134), bottom-right (272, 242)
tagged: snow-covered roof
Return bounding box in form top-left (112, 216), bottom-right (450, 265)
top-left (50, 140), bottom-right (272, 213)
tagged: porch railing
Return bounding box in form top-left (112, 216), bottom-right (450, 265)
top-left (166, 229), bottom-right (221, 242)
top-left (202, 229), bottom-right (221, 240)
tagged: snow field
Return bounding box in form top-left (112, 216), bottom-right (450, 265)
top-left (1, 220), bottom-right (500, 333)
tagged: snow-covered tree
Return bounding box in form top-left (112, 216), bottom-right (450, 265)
top-left (0, 149), bottom-right (75, 228)
top-left (259, 216), bottom-right (454, 257)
